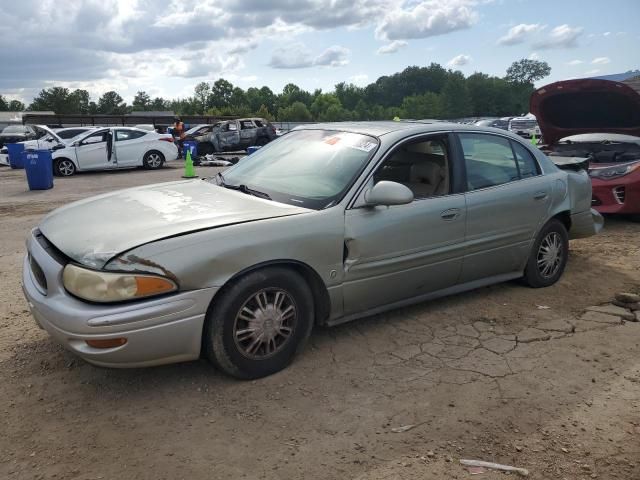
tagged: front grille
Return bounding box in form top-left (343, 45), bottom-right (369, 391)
top-left (613, 186), bottom-right (626, 204)
top-left (29, 254), bottom-right (47, 292)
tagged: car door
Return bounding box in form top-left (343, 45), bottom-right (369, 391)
top-left (342, 133), bottom-right (467, 314)
top-left (457, 132), bottom-right (552, 283)
top-left (113, 129), bottom-right (148, 167)
top-left (238, 119), bottom-right (256, 147)
top-left (217, 121), bottom-right (240, 150)
top-left (74, 129), bottom-right (112, 170)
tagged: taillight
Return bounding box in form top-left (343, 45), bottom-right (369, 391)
top-left (158, 137), bottom-right (174, 143)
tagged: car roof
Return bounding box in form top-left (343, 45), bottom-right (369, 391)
top-left (293, 120), bottom-right (524, 137)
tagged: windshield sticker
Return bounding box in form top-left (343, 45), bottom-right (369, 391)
top-left (324, 136), bottom-right (341, 145)
top-left (323, 133), bottom-right (376, 152)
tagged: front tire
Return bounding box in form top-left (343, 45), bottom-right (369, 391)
top-left (522, 219), bottom-right (569, 288)
top-left (204, 267), bottom-right (314, 379)
top-left (143, 151), bottom-right (164, 169)
top-left (197, 142), bottom-right (214, 156)
top-left (53, 158), bottom-right (76, 177)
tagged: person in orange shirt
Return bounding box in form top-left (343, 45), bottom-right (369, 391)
top-left (172, 116), bottom-right (186, 158)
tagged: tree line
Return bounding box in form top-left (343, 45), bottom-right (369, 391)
top-left (0, 59), bottom-right (550, 121)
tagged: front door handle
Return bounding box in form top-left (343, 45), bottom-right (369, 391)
top-left (440, 208), bottom-right (461, 220)
top-left (533, 191), bottom-right (548, 200)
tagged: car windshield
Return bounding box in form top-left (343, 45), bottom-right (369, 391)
top-left (2, 125), bottom-right (27, 134)
top-left (185, 125), bottom-right (208, 135)
top-left (219, 129), bottom-right (379, 210)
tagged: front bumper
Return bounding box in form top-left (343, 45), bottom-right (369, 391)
top-left (22, 229), bottom-right (218, 368)
top-left (591, 173), bottom-right (640, 214)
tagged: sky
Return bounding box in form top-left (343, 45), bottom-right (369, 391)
top-left (0, 0), bottom-right (639, 104)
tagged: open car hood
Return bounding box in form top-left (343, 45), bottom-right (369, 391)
top-left (530, 79), bottom-right (640, 145)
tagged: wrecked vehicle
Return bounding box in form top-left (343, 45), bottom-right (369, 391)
top-left (185, 118), bottom-right (277, 155)
top-left (532, 79), bottom-right (640, 215)
top-left (23, 121), bottom-right (602, 379)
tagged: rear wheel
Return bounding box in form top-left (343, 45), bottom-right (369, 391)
top-left (143, 151), bottom-right (164, 169)
top-left (522, 219), bottom-right (569, 288)
top-left (255, 137), bottom-right (269, 146)
top-left (204, 267), bottom-right (314, 379)
top-left (53, 158), bottom-right (76, 177)
top-left (197, 142), bottom-right (214, 156)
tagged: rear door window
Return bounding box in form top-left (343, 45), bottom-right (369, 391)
top-left (240, 120), bottom-right (255, 130)
top-left (459, 133), bottom-right (520, 190)
top-left (115, 129), bottom-right (147, 142)
top-left (511, 141), bottom-right (540, 178)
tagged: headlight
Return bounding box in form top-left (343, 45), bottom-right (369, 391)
top-left (589, 161), bottom-right (640, 180)
top-left (63, 264), bottom-right (177, 303)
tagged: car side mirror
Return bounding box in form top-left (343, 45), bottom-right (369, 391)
top-left (52, 144), bottom-right (66, 151)
top-left (364, 181), bottom-right (414, 207)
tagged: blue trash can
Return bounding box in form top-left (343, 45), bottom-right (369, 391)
top-left (183, 140), bottom-right (197, 157)
top-left (247, 146), bottom-right (262, 155)
top-left (23, 149), bottom-right (54, 190)
top-left (7, 143), bottom-right (25, 169)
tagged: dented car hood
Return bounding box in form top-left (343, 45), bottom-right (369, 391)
top-left (531, 79), bottom-right (640, 145)
top-left (39, 180), bottom-right (310, 268)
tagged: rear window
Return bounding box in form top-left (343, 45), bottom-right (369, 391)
top-left (511, 141), bottom-right (540, 178)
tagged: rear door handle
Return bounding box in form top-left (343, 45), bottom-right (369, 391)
top-left (533, 191), bottom-right (548, 200)
top-left (440, 208), bottom-right (461, 220)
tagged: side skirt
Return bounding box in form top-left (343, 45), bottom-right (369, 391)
top-left (325, 272), bottom-right (523, 327)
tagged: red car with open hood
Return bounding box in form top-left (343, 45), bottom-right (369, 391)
top-left (531, 78), bottom-right (640, 215)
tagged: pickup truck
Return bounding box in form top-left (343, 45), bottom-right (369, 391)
top-left (186, 118), bottom-right (277, 155)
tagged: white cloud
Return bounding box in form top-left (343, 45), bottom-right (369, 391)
top-left (447, 54), bottom-right (471, 67)
top-left (535, 24), bottom-right (583, 49)
top-left (268, 44), bottom-right (350, 69)
top-left (567, 59), bottom-right (584, 66)
top-left (349, 74), bottom-right (369, 86)
top-left (591, 57), bottom-right (611, 65)
top-left (528, 52), bottom-right (540, 60)
top-left (603, 31), bottom-right (611, 36)
top-left (498, 23), bottom-right (544, 46)
top-left (377, 40), bottom-right (408, 55)
top-left (376, 0), bottom-right (479, 40)
top-left (585, 69), bottom-right (601, 76)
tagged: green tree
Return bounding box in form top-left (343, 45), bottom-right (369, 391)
top-left (400, 92), bottom-right (441, 119)
top-left (278, 101), bottom-right (312, 121)
top-left (150, 97), bottom-right (169, 111)
top-left (8, 99), bottom-right (25, 111)
top-left (334, 82), bottom-right (363, 111)
top-left (440, 72), bottom-right (472, 119)
top-left (194, 82), bottom-right (211, 113)
top-left (309, 93), bottom-right (342, 120)
top-left (210, 79), bottom-right (234, 109)
top-left (29, 87), bottom-right (72, 113)
top-left (69, 89), bottom-right (90, 114)
top-left (0, 95), bottom-right (8, 111)
top-left (132, 91), bottom-right (151, 111)
top-left (255, 104), bottom-right (274, 121)
top-left (505, 59), bottom-right (551, 84)
top-left (97, 91), bottom-right (127, 114)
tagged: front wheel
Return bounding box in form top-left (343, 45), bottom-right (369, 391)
top-left (204, 267), bottom-right (314, 379)
top-left (522, 219), bottom-right (569, 288)
top-left (143, 151), bottom-right (165, 169)
top-left (53, 158), bottom-right (76, 177)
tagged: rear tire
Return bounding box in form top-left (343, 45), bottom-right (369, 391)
top-left (522, 219), bottom-right (569, 288)
top-left (255, 137), bottom-right (269, 146)
top-left (204, 267), bottom-right (314, 379)
top-left (53, 158), bottom-right (76, 177)
top-left (197, 142), bottom-right (214, 156)
top-left (143, 151), bottom-right (164, 170)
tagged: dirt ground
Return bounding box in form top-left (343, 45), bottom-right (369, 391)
top-left (1, 164), bottom-right (639, 480)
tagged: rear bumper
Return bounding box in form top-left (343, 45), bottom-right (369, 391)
top-left (22, 229), bottom-right (217, 368)
top-left (591, 173), bottom-right (640, 214)
top-left (569, 209), bottom-right (604, 239)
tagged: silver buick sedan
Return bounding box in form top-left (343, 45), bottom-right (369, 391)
top-left (23, 121), bottom-right (603, 379)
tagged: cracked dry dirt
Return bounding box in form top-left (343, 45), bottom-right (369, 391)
top-left (1, 166), bottom-right (639, 480)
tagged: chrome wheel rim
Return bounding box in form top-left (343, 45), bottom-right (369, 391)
top-left (537, 232), bottom-right (563, 278)
top-left (233, 288), bottom-right (297, 359)
top-left (59, 160), bottom-right (74, 176)
top-left (147, 153), bottom-right (162, 168)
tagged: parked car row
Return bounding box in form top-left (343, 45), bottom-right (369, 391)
top-left (0, 125), bottom-right (178, 175)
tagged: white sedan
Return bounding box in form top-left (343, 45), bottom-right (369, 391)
top-left (51, 127), bottom-right (178, 176)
